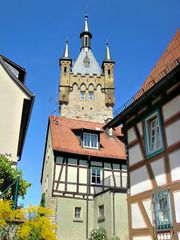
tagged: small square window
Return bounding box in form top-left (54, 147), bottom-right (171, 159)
top-left (74, 207), bottom-right (81, 219)
top-left (91, 168), bottom-right (101, 184)
top-left (144, 110), bottom-right (164, 158)
top-left (98, 205), bottom-right (104, 219)
top-left (80, 91), bottom-right (86, 100)
top-left (89, 91), bottom-right (94, 100)
top-left (83, 133), bottom-right (98, 149)
top-left (154, 190), bottom-right (172, 231)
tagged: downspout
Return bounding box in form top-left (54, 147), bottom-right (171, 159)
top-left (86, 155), bottom-right (90, 239)
top-left (113, 191), bottom-right (115, 236)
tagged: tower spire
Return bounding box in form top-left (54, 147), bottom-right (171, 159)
top-left (62, 40), bottom-right (70, 58)
top-left (105, 42), bottom-right (111, 61)
top-left (84, 15), bottom-right (89, 32)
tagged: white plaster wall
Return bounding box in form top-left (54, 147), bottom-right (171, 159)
top-left (0, 64), bottom-right (28, 162)
top-left (122, 172), bottom-right (127, 188)
top-left (178, 232), bottom-right (180, 240)
top-left (131, 203), bottom-right (146, 229)
top-left (79, 185), bottom-right (87, 193)
top-left (133, 236), bottom-right (152, 240)
top-left (142, 198), bottom-right (153, 224)
top-left (67, 166), bottom-right (77, 182)
top-left (169, 150), bottom-right (180, 182)
top-left (55, 165), bottom-right (61, 181)
top-left (41, 129), bottom-right (54, 198)
top-left (104, 170), bottom-right (112, 179)
top-left (58, 183), bottom-right (65, 191)
top-left (129, 144), bottom-right (143, 166)
top-left (67, 184), bottom-right (76, 192)
top-left (165, 120), bottom-right (180, 146)
top-left (127, 127), bottom-right (136, 143)
top-left (137, 122), bottom-right (143, 136)
top-left (150, 158), bottom-right (167, 186)
top-left (162, 95), bottom-right (180, 120)
top-left (173, 191), bottom-right (180, 223)
top-left (130, 166), bottom-right (152, 195)
top-left (79, 168), bottom-right (87, 184)
top-left (60, 166), bottom-right (66, 181)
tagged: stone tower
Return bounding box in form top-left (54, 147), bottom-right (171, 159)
top-left (59, 15), bottom-right (115, 123)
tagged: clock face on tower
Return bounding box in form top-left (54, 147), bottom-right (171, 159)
top-left (83, 54), bottom-right (90, 67)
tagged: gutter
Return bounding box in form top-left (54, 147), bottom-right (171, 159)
top-left (104, 64), bottom-right (180, 129)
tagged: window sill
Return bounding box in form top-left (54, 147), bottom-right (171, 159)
top-left (73, 218), bottom-right (83, 222)
top-left (146, 147), bottom-right (164, 159)
top-left (98, 217), bottom-right (105, 222)
top-left (156, 224), bottom-right (172, 232)
top-left (83, 146), bottom-right (99, 150)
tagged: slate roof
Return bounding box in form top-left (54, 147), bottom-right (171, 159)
top-left (72, 48), bottom-right (102, 76)
top-left (49, 116), bottom-right (125, 160)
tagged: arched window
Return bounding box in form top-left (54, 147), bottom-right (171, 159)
top-left (88, 84), bottom-right (94, 100)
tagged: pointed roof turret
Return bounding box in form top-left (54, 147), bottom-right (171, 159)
top-left (105, 42), bottom-right (111, 61)
top-left (84, 15), bottom-right (89, 32)
top-left (59, 40), bottom-right (72, 65)
top-left (103, 42), bottom-right (114, 64)
top-left (62, 40), bottom-right (70, 59)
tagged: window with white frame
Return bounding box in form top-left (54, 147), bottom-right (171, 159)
top-left (74, 207), bottom-right (82, 219)
top-left (83, 133), bottom-right (98, 149)
top-left (144, 110), bottom-right (164, 158)
top-left (154, 190), bottom-right (172, 231)
top-left (91, 168), bottom-right (101, 184)
top-left (98, 205), bottom-right (104, 219)
top-left (89, 91), bottom-right (94, 100)
top-left (80, 91), bottom-right (85, 100)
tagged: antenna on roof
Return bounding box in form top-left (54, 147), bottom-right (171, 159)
top-left (84, 0), bottom-right (88, 16)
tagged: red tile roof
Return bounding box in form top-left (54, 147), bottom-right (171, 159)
top-left (141, 28), bottom-right (180, 90)
top-left (49, 116), bottom-right (125, 160)
top-left (133, 28), bottom-right (180, 101)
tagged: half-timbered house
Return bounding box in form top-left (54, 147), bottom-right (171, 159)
top-left (41, 15), bottom-right (128, 240)
top-left (105, 29), bottom-right (180, 240)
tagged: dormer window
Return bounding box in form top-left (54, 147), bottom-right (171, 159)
top-left (83, 133), bottom-right (98, 149)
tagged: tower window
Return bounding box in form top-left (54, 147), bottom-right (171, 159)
top-left (89, 91), bottom-right (94, 100)
top-left (85, 36), bottom-right (88, 46)
top-left (64, 67), bottom-right (67, 74)
top-left (108, 69), bottom-right (111, 76)
top-left (80, 91), bottom-right (86, 100)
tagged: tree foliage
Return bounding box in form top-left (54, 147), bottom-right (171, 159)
top-left (0, 200), bottom-right (24, 240)
top-left (0, 155), bottom-right (31, 200)
top-left (16, 205), bottom-right (57, 240)
top-left (88, 227), bottom-right (108, 240)
top-left (88, 227), bottom-right (120, 240)
top-left (0, 200), bottom-right (57, 240)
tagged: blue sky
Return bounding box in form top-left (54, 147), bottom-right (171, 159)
top-left (1, 0), bottom-right (179, 207)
